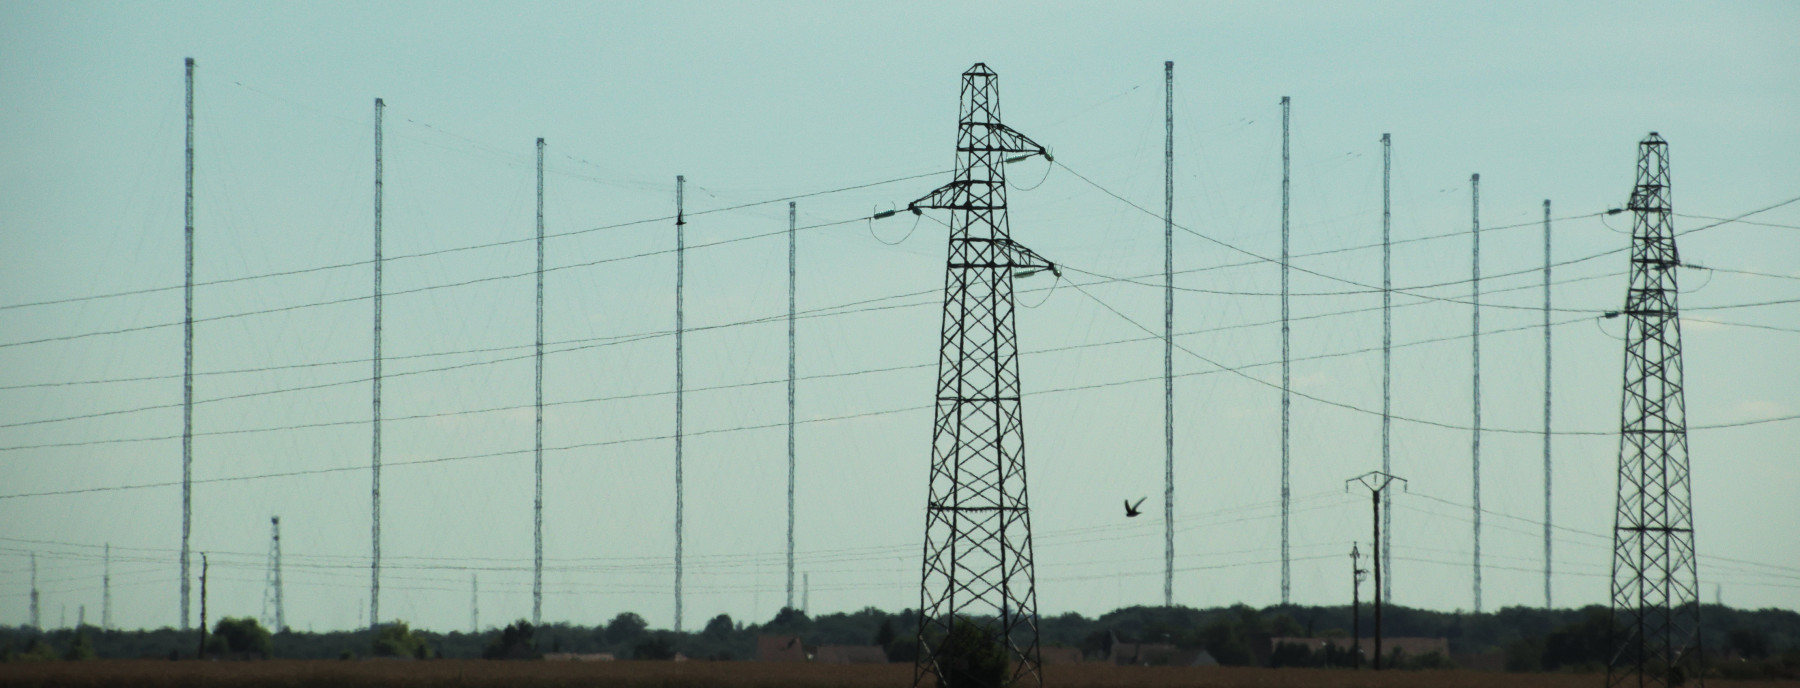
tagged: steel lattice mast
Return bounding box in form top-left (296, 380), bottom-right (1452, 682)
top-left (29, 552), bottom-right (39, 631)
top-left (263, 516), bottom-right (285, 633)
top-left (1279, 95), bottom-right (1292, 607)
top-left (1608, 132), bottom-right (1703, 688)
top-left (1380, 133), bottom-right (1393, 600)
top-left (910, 63), bottom-right (1053, 688)
top-left (1542, 198), bottom-right (1554, 609)
top-left (533, 137), bottom-right (545, 627)
top-left (787, 200), bottom-right (798, 611)
top-left (102, 544), bottom-right (112, 631)
top-left (673, 175), bottom-right (686, 634)
top-left (1162, 60), bottom-right (1175, 609)
top-left (180, 56), bottom-right (195, 632)
top-left (370, 97), bottom-right (384, 630)
top-left (1470, 172), bottom-right (1483, 614)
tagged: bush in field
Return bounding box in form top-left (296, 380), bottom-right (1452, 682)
top-left (1267, 640), bottom-right (1317, 668)
top-left (62, 630), bottom-right (97, 661)
top-left (1505, 635), bottom-right (1545, 672)
top-left (483, 620), bottom-right (537, 660)
top-left (1199, 617), bottom-right (1253, 666)
top-left (207, 617), bottom-right (272, 658)
top-left (633, 633), bottom-right (677, 660)
top-left (372, 621), bottom-right (433, 659)
top-left (936, 618), bottom-right (1009, 688)
top-left (8, 638), bottom-right (60, 662)
top-left (1542, 607), bottom-right (1613, 671)
top-left (1397, 649), bottom-right (1454, 670)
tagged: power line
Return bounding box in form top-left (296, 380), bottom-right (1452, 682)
top-left (0, 270), bottom-right (1753, 453)
top-left (1055, 161), bottom-right (1800, 306)
top-left (0, 168), bottom-right (951, 314)
top-left (0, 213), bottom-right (879, 350)
top-left (1058, 278), bottom-right (1797, 437)
top-left (0, 256), bottom-right (1622, 396)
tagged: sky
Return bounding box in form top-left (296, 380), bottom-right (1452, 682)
top-left (1, 1), bottom-right (1797, 635)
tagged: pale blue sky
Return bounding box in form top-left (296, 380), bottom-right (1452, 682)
top-left (2, 1), bottom-right (1797, 633)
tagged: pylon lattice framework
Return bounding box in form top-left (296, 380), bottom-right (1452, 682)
top-left (910, 63), bottom-right (1053, 688)
top-left (1608, 132), bottom-right (1704, 688)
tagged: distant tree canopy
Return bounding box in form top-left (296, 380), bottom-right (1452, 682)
top-left (371, 621), bottom-right (432, 659)
top-left (1, 601), bottom-right (1795, 678)
top-left (703, 614), bottom-right (734, 640)
top-left (602, 612), bottom-right (648, 646)
top-left (208, 617), bottom-right (272, 658)
top-left (935, 618), bottom-right (1009, 688)
top-left (483, 620), bottom-right (537, 660)
top-left (62, 631), bottom-right (96, 661)
top-left (633, 632), bottom-right (677, 660)
top-left (764, 607), bottom-right (810, 636)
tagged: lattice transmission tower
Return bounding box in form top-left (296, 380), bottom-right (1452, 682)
top-left (909, 63), bottom-right (1054, 688)
top-left (1608, 132), bottom-right (1704, 687)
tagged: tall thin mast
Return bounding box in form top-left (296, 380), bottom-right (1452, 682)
top-left (103, 544), bottom-right (112, 631)
top-left (180, 56), bottom-right (195, 632)
top-left (370, 97), bottom-right (384, 630)
top-left (1470, 173), bottom-right (1482, 614)
top-left (272, 517), bottom-right (285, 633)
top-left (471, 573), bottom-right (479, 633)
top-left (533, 137), bottom-right (545, 627)
top-left (787, 200), bottom-right (798, 611)
top-left (673, 175), bottom-right (686, 633)
top-left (1162, 60), bottom-right (1175, 608)
top-left (1279, 95), bottom-right (1292, 606)
top-left (29, 552), bottom-right (39, 630)
top-left (1542, 199), bottom-right (1553, 608)
top-left (1380, 133), bottom-right (1393, 598)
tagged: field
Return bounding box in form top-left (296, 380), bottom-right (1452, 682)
top-left (0, 661), bottom-right (1793, 688)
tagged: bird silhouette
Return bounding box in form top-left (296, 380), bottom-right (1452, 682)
top-left (1124, 497), bottom-right (1147, 518)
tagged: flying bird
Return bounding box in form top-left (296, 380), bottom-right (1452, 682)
top-left (1124, 497), bottom-right (1147, 518)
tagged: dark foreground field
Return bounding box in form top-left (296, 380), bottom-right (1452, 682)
top-left (0, 661), bottom-right (1794, 688)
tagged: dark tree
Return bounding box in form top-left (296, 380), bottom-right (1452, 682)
top-left (208, 617), bottom-right (272, 658)
top-left (483, 620), bottom-right (537, 660)
top-left (703, 614), bottom-right (734, 640)
top-left (603, 612), bottom-right (648, 646)
top-left (372, 621), bottom-right (433, 659)
top-left (633, 633), bottom-right (677, 660)
top-left (936, 619), bottom-right (1009, 688)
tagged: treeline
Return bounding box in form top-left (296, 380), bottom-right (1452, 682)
top-left (4, 603), bottom-right (1797, 678)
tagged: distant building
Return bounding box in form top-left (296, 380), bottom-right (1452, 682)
top-left (814, 645), bottom-right (888, 664)
top-left (757, 635), bottom-right (807, 662)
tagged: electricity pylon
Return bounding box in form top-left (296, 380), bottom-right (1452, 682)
top-left (1608, 132), bottom-right (1704, 688)
top-left (909, 63), bottom-right (1053, 688)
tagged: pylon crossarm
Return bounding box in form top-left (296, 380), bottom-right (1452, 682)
top-left (961, 122), bottom-right (1047, 158)
top-left (1004, 240), bottom-right (1058, 276)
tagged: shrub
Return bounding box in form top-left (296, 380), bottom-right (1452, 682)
top-left (208, 617), bottom-right (273, 658)
top-left (936, 618), bottom-right (1009, 688)
top-left (372, 621), bottom-right (433, 659)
